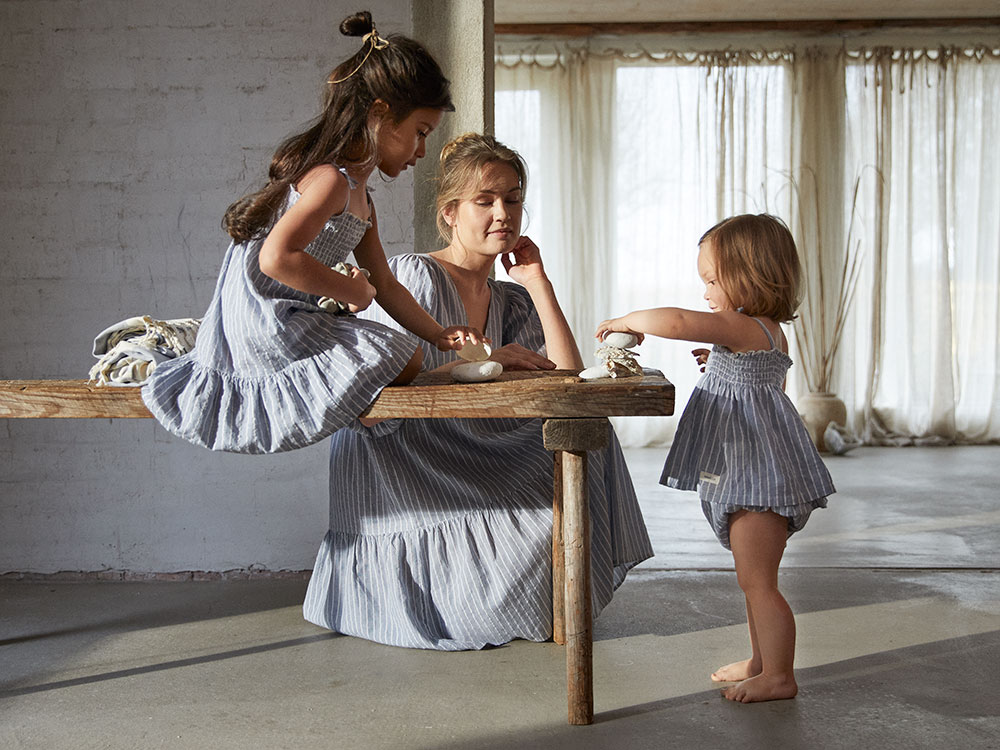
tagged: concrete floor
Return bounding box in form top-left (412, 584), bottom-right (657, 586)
top-left (2, 446), bottom-right (999, 749)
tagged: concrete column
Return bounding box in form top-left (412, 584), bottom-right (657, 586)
top-left (412, 0), bottom-right (494, 253)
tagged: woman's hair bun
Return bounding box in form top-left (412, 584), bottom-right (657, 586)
top-left (340, 10), bottom-right (374, 37)
top-left (439, 132), bottom-right (479, 164)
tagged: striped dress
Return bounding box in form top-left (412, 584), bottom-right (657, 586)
top-left (141, 180), bottom-right (416, 454)
top-left (303, 253), bottom-right (654, 650)
top-left (660, 317), bottom-right (834, 550)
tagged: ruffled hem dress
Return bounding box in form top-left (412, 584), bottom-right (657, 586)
top-left (660, 317), bottom-right (835, 550)
top-left (303, 254), bottom-right (654, 650)
top-left (141, 177), bottom-right (416, 454)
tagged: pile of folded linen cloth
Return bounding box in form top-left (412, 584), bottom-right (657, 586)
top-left (87, 263), bottom-right (358, 386)
top-left (89, 315), bottom-right (201, 386)
top-left (317, 261), bottom-right (369, 312)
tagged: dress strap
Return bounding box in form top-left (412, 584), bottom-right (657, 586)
top-left (335, 165), bottom-right (356, 213)
top-left (750, 317), bottom-right (777, 349)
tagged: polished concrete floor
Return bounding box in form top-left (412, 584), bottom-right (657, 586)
top-left (2, 446), bottom-right (999, 749)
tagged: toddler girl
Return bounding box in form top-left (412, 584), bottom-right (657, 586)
top-left (596, 213), bottom-right (835, 703)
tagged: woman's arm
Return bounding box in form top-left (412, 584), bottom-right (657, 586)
top-left (501, 236), bottom-right (583, 369)
top-left (354, 206), bottom-right (483, 351)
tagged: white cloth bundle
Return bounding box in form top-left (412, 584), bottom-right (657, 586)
top-left (317, 262), bottom-right (369, 313)
top-left (89, 315), bottom-right (201, 386)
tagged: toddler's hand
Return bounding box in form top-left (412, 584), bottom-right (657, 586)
top-left (692, 348), bottom-right (710, 372)
top-left (434, 326), bottom-right (486, 352)
top-left (595, 318), bottom-right (644, 345)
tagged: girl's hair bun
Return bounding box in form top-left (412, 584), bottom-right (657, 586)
top-left (340, 10), bottom-right (374, 37)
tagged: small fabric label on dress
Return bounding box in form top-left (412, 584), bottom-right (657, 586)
top-left (699, 470), bottom-right (721, 485)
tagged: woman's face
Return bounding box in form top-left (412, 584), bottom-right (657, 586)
top-left (698, 239), bottom-right (735, 313)
top-left (376, 106), bottom-right (443, 178)
top-left (443, 161), bottom-right (523, 256)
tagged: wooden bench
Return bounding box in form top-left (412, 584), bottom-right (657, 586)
top-left (0, 371), bottom-right (674, 725)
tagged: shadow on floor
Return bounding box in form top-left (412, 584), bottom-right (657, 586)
top-left (425, 630), bottom-right (1000, 750)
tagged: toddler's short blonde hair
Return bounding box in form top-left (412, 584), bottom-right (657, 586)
top-left (699, 214), bottom-right (802, 323)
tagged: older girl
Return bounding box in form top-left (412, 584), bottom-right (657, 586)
top-left (142, 11), bottom-right (480, 453)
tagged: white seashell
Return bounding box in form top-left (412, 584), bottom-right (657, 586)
top-left (578, 365), bottom-right (611, 381)
top-left (457, 340), bottom-right (493, 362)
top-left (451, 360), bottom-right (503, 382)
top-left (603, 332), bottom-right (639, 349)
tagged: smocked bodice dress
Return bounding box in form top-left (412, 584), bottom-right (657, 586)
top-left (141, 184), bottom-right (416, 454)
top-left (302, 254), bottom-right (653, 650)
top-left (660, 318), bottom-right (834, 549)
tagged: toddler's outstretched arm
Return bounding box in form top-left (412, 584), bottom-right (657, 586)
top-left (596, 307), bottom-right (759, 351)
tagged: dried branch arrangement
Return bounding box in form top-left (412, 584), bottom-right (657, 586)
top-left (777, 167), bottom-right (878, 393)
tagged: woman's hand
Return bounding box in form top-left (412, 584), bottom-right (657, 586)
top-left (488, 343), bottom-right (555, 371)
top-left (500, 236), bottom-right (546, 286)
top-left (692, 348), bottom-right (710, 372)
top-left (434, 326), bottom-right (486, 352)
top-left (346, 267), bottom-right (377, 313)
top-left (594, 318), bottom-right (645, 345)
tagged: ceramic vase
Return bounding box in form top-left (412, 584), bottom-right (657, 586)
top-left (798, 391), bottom-right (847, 452)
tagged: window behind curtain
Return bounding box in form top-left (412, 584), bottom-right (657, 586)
top-left (612, 63), bottom-right (795, 438)
top-left (843, 50), bottom-right (1000, 442)
top-left (496, 55), bottom-right (798, 445)
top-left (496, 42), bottom-right (1000, 446)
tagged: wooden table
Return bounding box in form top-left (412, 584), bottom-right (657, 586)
top-left (0, 371), bottom-right (674, 725)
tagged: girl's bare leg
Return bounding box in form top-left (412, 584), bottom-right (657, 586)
top-left (360, 347), bottom-right (423, 427)
top-left (391, 346), bottom-right (423, 385)
top-left (721, 510), bottom-right (798, 703)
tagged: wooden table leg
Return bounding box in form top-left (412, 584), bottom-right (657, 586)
top-left (561, 448), bottom-right (593, 724)
top-left (543, 418), bottom-right (608, 726)
top-left (552, 453), bottom-right (566, 646)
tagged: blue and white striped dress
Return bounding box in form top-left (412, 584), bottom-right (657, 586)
top-left (303, 253), bottom-right (654, 650)
top-left (660, 317), bottom-right (834, 550)
top-left (141, 182), bottom-right (416, 454)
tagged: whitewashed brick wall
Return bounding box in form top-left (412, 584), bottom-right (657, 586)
top-left (0, 0), bottom-right (416, 573)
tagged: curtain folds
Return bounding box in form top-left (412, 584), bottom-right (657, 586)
top-left (495, 38), bottom-right (1000, 447)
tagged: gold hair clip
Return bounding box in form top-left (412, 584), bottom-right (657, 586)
top-left (328, 27), bottom-right (390, 85)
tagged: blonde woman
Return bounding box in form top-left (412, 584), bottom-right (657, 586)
top-left (303, 133), bottom-right (652, 650)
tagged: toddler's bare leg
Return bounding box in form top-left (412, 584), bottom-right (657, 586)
top-left (720, 510), bottom-right (798, 703)
top-left (711, 596), bottom-right (762, 682)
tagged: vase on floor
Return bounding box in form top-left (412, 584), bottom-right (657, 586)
top-left (798, 391), bottom-right (847, 453)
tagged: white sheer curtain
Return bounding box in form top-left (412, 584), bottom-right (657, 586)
top-left (496, 45), bottom-right (798, 445)
top-left (843, 48), bottom-right (1000, 443)
top-left (496, 38), bottom-right (1000, 447)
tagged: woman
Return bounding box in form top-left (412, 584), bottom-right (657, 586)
top-left (303, 133), bottom-right (653, 650)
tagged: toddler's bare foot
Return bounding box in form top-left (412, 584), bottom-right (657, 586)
top-left (711, 659), bottom-right (760, 683)
top-left (721, 673), bottom-right (798, 703)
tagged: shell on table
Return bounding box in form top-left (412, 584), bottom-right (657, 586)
top-left (457, 340), bottom-right (492, 362)
top-left (601, 332), bottom-right (639, 349)
top-left (451, 360), bottom-right (503, 382)
top-left (579, 365), bottom-right (612, 381)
